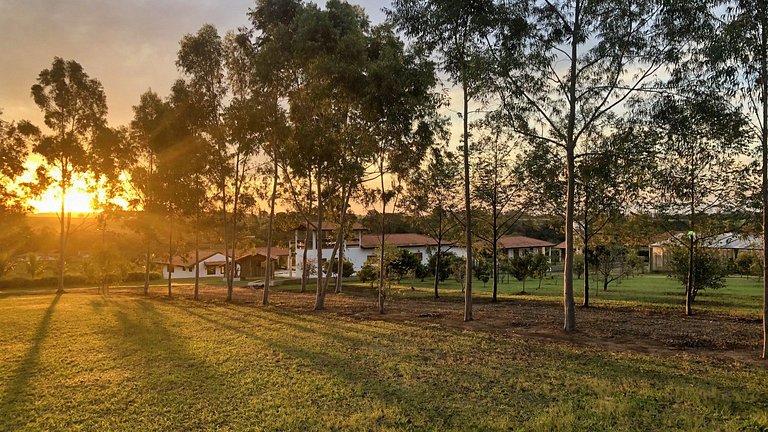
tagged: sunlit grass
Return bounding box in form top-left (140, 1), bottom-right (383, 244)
top-left (0, 290), bottom-right (766, 431)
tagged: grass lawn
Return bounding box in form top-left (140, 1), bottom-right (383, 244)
top-left (0, 283), bottom-right (767, 431)
top-left (373, 272), bottom-right (765, 317)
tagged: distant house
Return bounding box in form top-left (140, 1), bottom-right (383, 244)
top-left (293, 221), bottom-right (368, 275)
top-left (156, 251), bottom-right (238, 280)
top-left (649, 233), bottom-right (762, 272)
top-left (499, 236), bottom-right (556, 259)
top-left (236, 247), bottom-right (291, 279)
top-left (293, 222), bottom-right (467, 273)
top-left (352, 233), bottom-right (466, 268)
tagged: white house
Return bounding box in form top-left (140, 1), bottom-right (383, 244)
top-left (294, 223), bottom-right (467, 274)
top-left (293, 221), bottom-right (368, 275)
top-left (499, 236), bottom-right (556, 259)
top-left (157, 251), bottom-right (239, 280)
top-left (352, 233), bottom-right (467, 268)
top-left (649, 233), bottom-right (762, 272)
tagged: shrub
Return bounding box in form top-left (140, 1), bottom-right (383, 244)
top-left (357, 264), bottom-right (378, 284)
top-left (428, 251), bottom-right (459, 282)
top-left (324, 259), bottom-right (354, 278)
top-left (669, 247), bottom-right (727, 302)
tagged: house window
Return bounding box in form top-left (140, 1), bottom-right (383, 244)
top-left (207, 266), bottom-right (215, 275)
top-left (413, 252), bottom-right (423, 262)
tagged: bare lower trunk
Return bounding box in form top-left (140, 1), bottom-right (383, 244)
top-left (761, 0), bottom-right (768, 360)
top-left (263, 157), bottom-right (279, 306)
top-left (194, 225), bottom-right (200, 301)
top-left (461, 81), bottom-right (473, 322)
top-left (686, 237), bottom-right (694, 316)
top-left (301, 229), bottom-right (310, 293)
top-left (223, 179), bottom-right (231, 301)
top-left (335, 187), bottom-right (351, 294)
top-left (434, 242), bottom-right (441, 299)
top-left (314, 170), bottom-right (325, 310)
top-left (301, 176), bottom-right (313, 293)
top-left (167, 217), bottom-right (173, 298)
top-left (562, 1), bottom-right (580, 332)
top-left (583, 205), bottom-right (590, 307)
top-left (57, 187), bottom-right (67, 294)
top-left (143, 233), bottom-right (151, 295)
top-left (378, 160), bottom-right (386, 314)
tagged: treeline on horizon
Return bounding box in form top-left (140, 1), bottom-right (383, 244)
top-left (0, 0), bottom-right (766, 356)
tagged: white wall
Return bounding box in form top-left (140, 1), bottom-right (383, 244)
top-left (161, 252), bottom-right (239, 280)
top-left (295, 244), bottom-right (469, 273)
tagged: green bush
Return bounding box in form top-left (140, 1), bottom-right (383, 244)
top-left (669, 247), bottom-right (727, 302)
top-left (357, 264), bottom-right (378, 283)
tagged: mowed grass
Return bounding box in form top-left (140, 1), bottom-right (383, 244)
top-left (374, 273), bottom-right (766, 317)
top-left (1, 289), bottom-right (767, 431)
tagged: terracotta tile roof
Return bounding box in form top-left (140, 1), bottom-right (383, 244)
top-left (155, 250), bottom-right (223, 267)
top-left (296, 221), bottom-right (366, 231)
top-left (498, 236), bottom-right (555, 249)
top-left (360, 233), bottom-right (439, 249)
top-left (236, 247), bottom-right (291, 261)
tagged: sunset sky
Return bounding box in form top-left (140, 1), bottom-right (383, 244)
top-left (1, 1), bottom-right (393, 212)
top-left (0, 0), bottom-right (390, 128)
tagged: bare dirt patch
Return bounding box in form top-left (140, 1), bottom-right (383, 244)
top-left (125, 283), bottom-right (765, 366)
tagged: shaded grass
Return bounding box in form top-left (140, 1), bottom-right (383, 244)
top-left (0, 291), bottom-right (767, 431)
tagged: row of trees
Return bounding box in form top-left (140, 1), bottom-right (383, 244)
top-left (0, 0), bottom-right (766, 358)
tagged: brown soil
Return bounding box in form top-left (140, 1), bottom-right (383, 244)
top-left (98, 283), bottom-right (768, 367)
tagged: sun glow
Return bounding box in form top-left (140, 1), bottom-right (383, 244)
top-left (20, 159), bottom-right (130, 214)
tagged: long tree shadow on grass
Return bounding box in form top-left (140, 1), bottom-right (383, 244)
top-left (0, 292), bottom-right (61, 421)
top-left (98, 298), bottom-right (253, 430)
top-left (164, 301), bottom-right (452, 428)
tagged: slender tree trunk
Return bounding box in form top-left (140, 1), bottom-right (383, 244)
top-left (434, 225), bottom-right (442, 299)
top-left (492, 207), bottom-right (498, 302)
top-left (57, 181), bottom-right (66, 294)
top-left (760, 0), bottom-right (768, 359)
top-left (301, 176), bottom-right (312, 293)
top-left (264, 157), bottom-right (279, 306)
top-left (583, 204), bottom-right (590, 307)
top-left (144, 237), bottom-right (151, 296)
top-left (167, 217), bottom-right (173, 298)
top-left (194, 222), bottom-right (200, 301)
top-left (335, 186), bottom-right (351, 294)
top-left (314, 169), bottom-right (325, 310)
top-left (378, 158), bottom-right (387, 314)
top-left (562, 1), bottom-right (580, 332)
top-left (223, 175), bottom-right (231, 301)
top-left (229, 157), bottom-right (245, 299)
top-left (686, 235), bottom-right (695, 317)
top-left (462, 82), bottom-right (473, 322)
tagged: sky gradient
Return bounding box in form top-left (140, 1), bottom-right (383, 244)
top-left (0, 0), bottom-right (391, 128)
